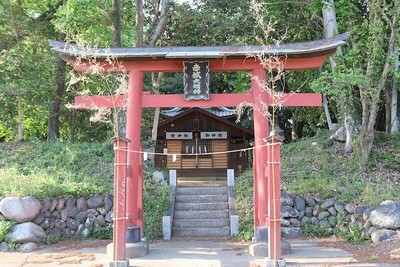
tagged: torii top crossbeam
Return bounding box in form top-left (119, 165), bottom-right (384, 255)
top-left (49, 32), bottom-right (348, 72)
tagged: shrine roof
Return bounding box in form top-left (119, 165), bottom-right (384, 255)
top-left (161, 107), bottom-right (236, 118)
top-left (48, 33), bottom-right (349, 61)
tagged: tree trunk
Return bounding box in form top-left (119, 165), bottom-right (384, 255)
top-left (48, 58), bottom-right (67, 141)
top-left (17, 95), bottom-right (23, 141)
top-left (133, 1), bottom-right (169, 162)
top-left (391, 42), bottom-right (399, 133)
top-left (323, 94), bottom-right (334, 130)
top-left (322, 0), bottom-right (356, 152)
top-left (147, 0), bottom-right (169, 47)
top-left (291, 118), bottom-right (298, 141)
top-left (148, 73), bottom-right (163, 163)
top-left (385, 84), bottom-right (392, 132)
top-left (358, 0), bottom-right (398, 166)
top-left (111, 0), bottom-right (122, 47)
top-left (135, 0), bottom-right (144, 47)
top-left (69, 109), bottom-right (76, 143)
top-left (344, 115), bottom-right (356, 152)
top-left (359, 93), bottom-right (380, 166)
top-left (110, 0), bottom-right (125, 137)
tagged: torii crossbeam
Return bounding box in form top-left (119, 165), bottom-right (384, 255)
top-left (49, 32), bottom-right (348, 267)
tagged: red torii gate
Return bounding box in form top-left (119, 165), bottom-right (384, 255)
top-left (49, 33), bottom-right (348, 267)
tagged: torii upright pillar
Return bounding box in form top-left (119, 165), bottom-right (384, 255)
top-left (252, 68), bottom-right (269, 241)
top-left (126, 70), bottom-right (144, 232)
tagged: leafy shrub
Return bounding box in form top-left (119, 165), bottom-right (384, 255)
top-left (234, 170), bottom-right (254, 241)
top-left (89, 226), bottom-right (113, 240)
top-left (143, 166), bottom-right (170, 241)
top-left (301, 222), bottom-right (333, 238)
top-left (0, 221), bottom-right (14, 243)
top-left (43, 234), bottom-right (61, 244)
top-left (338, 225), bottom-right (370, 245)
top-left (7, 242), bottom-right (21, 250)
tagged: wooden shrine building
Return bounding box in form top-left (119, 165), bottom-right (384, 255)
top-left (154, 107), bottom-right (254, 176)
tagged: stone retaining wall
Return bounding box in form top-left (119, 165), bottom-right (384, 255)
top-left (0, 195), bottom-right (113, 252)
top-left (0, 192), bottom-right (399, 252)
top-left (279, 192), bottom-right (400, 244)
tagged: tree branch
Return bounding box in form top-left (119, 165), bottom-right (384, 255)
top-left (147, 0), bottom-right (169, 47)
top-left (378, 1), bottom-right (398, 90)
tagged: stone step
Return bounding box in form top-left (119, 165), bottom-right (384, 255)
top-left (172, 227), bottom-right (230, 237)
top-left (174, 210), bottom-right (229, 220)
top-left (174, 202), bottom-right (229, 211)
top-left (173, 219), bottom-right (230, 228)
top-left (176, 186), bottom-right (227, 195)
top-left (175, 194), bottom-right (228, 203)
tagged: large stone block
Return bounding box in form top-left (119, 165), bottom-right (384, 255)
top-left (248, 241), bottom-right (291, 257)
top-left (77, 197), bottom-right (88, 212)
top-left (107, 241), bottom-right (149, 259)
top-left (87, 196), bottom-right (103, 209)
top-left (294, 196), bottom-right (305, 211)
top-left (0, 197), bottom-right (41, 223)
top-left (370, 200), bottom-right (400, 229)
top-left (371, 229), bottom-right (397, 244)
top-left (320, 199), bottom-right (335, 210)
top-left (281, 206), bottom-right (299, 218)
top-left (6, 222), bottom-right (45, 243)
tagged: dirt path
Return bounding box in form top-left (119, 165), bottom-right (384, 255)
top-left (0, 240), bottom-right (110, 267)
top-left (316, 235), bottom-right (400, 265)
top-left (0, 237), bottom-right (399, 267)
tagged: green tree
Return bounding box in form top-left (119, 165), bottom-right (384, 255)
top-left (310, 0), bottom-right (399, 166)
top-left (0, 0), bottom-right (58, 141)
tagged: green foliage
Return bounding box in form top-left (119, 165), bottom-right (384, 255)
top-left (43, 234), bottom-right (62, 245)
top-left (53, 0), bottom-right (112, 46)
top-left (301, 222), bottom-right (333, 238)
top-left (7, 242), bottom-right (21, 250)
top-left (338, 225), bottom-right (370, 245)
top-left (0, 0), bottom-right (59, 142)
top-left (0, 221), bottom-right (14, 243)
top-left (143, 164), bottom-right (170, 241)
top-left (89, 226), bottom-right (113, 240)
top-left (234, 170), bottom-right (254, 241)
top-left (235, 130), bottom-right (399, 241)
top-left (0, 142), bottom-right (114, 198)
top-left (281, 130), bottom-right (400, 206)
top-left (370, 254), bottom-right (380, 261)
top-left (0, 142), bottom-right (171, 241)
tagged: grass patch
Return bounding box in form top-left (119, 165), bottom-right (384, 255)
top-left (338, 225), bottom-right (370, 245)
top-left (0, 142), bottom-right (114, 198)
top-left (281, 130), bottom-right (400, 206)
top-left (143, 163), bottom-right (170, 241)
top-left (0, 141), bottom-right (170, 241)
top-left (301, 222), bottom-right (333, 238)
top-left (234, 169), bottom-right (254, 241)
top-left (234, 130), bottom-right (400, 240)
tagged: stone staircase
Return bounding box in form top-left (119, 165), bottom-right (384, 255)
top-left (172, 186), bottom-right (231, 238)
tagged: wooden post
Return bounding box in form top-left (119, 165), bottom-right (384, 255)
top-left (265, 134), bottom-right (284, 262)
top-left (111, 137), bottom-right (129, 263)
top-left (126, 70), bottom-right (143, 229)
top-left (252, 68), bottom-right (269, 241)
top-left (138, 146), bottom-right (144, 237)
